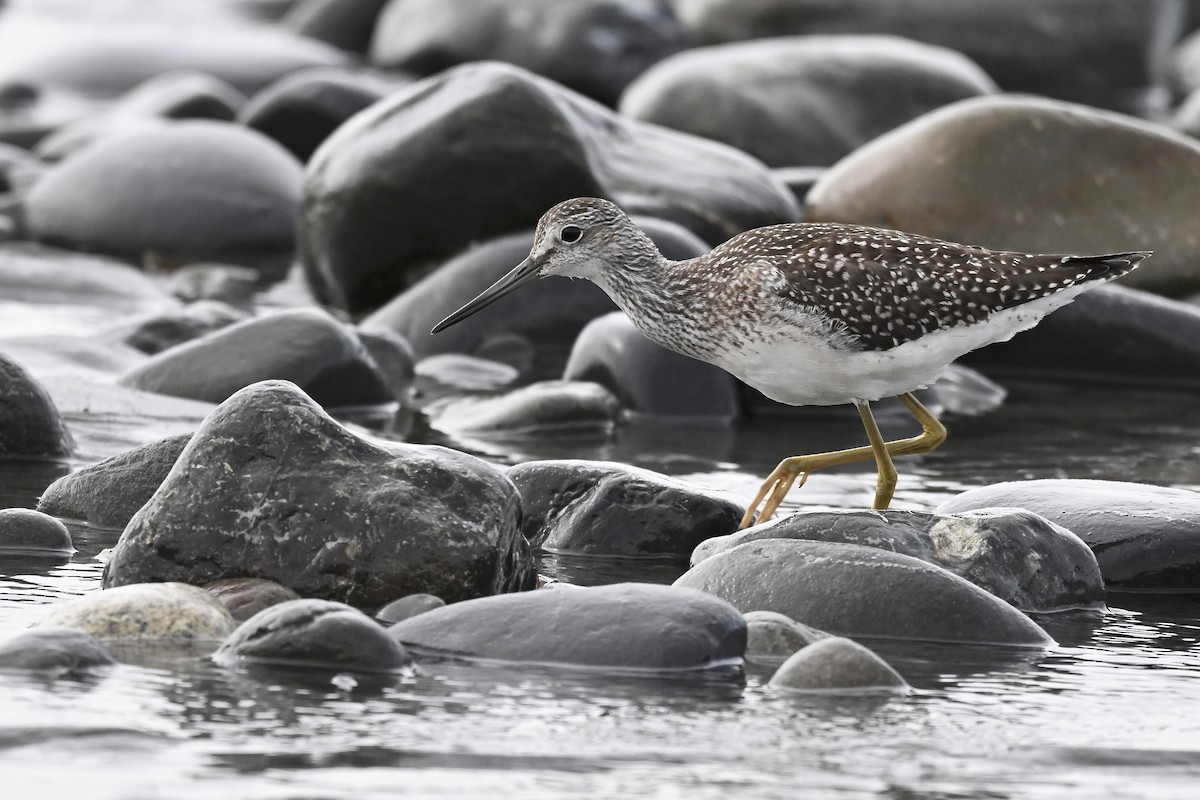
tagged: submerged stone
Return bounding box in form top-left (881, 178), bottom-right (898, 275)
top-left (205, 578), bottom-right (300, 622)
top-left (0, 629), bottom-right (116, 673)
top-left (376, 593), bottom-right (445, 625)
top-left (744, 610), bottom-right (826, 659)
top-left (0, 353), bottom-right (73, 459)
top-left (768, 637), bottom-right (909, 694)
top-left (0, 508), bottom-right (74, 556)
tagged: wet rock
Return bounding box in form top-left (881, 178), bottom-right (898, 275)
top-left (673, 0), bottom-right (1181, 115)
top-left (167, 264), bottom-right (261, 307)
top-left (744, 610), bottom-right (825, 659)
top-left (675, 539), bottom-right (1053, 647)
top-left (371, 0), bottom-right (688, 106)
top-left (34, 582), bottom-right (235, 640)
top-left (376, 593), bottom-right (444, 624)
top-left (427, 381), bottom-right (619, 438)
top-left (507, 460), bottom-right (743, 558)
top-left (564, 312), bottom-right (740, 421)
top-left (0, 508), bottom-right (74, 556)
top-left (413, 354), bottom-right (520, 395)
top-left (215, 598), bottom-right (411, 672)
top-left (694, 507), bottom-right (1104, 612)
top-left (355, 329), bottom-right (416, 403)
top-left (0, 242), bottom-right (173, 311)
top-left (117, 308), bottom-right (392, 408)
top-left (25, 121), bottom-right (303, 282)
top-left (768, 637), bottom-right (908, 694)
top-left (806, 96), bottom-right (1200, 297)
top-left (0, 629), bottom-right (116, 673)
top-left (621, 35), bottom-right (995, 168)
top-left (0, 353), bottom-right (73, 458)
top-left (103, 381), bottom-right (534, 606)
top-left (301, 61), bottom-right (797, 313)
top-left (285, 0), bottom-right (390, 54)
top-left (937, 480), bottom-right (1200, 593)
top-left (205, 578), bottom-right (300, 622)
top-left (239, 68), bottom-right (393, 162)
top-left (390, 582), bottom-right (745, 669)
top-left (773, 166), bottom-right (825, 207)
top-left (119, 301), bottom-right (251, 355)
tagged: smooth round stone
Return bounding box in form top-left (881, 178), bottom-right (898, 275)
top-left (284, 0), bottom-right (390, 54)
top-left (768, 637), bottom-right (908, 694)
top-left (389, 582), bottom-right (746, 670)
top-left (0, 242), bottom-right (172, 311)
top-left (34, 582), bottom-right (235, 641)
top-left (376, 593), bottom-right (445, 625)
top-left (806, 96), bottom-right (1200, 297)
top-left (215, 599), bottom-right (411, 673)
top-left (507, 460), bottom-right (743, 558)
top-left (675, 539), bottom-right (1053, 647)
top-left (427, 380), bottom-right (619, 438)
top-left (25, 121), bottom-right (303, 281)
top-left (0, 508), bottom-right (74, 556)
top-left (0, 353), bottom-right (73, 458)
top-left (117, 308), bottom-right (392, 408)
top-left (205, 578), bottom-right (300, 622)
top-left (694, 507), bottom-right (1104, 612)
top-left (301, 61), bottom-right (797, 313)
top-left (937, 480), bottom-right (1200, 593)
top-left (0, 629), bottom-right (116, 673)
top-left (103, 381), bottom-right (535, 606)
top-left (621, 35), bottom-right (996, 168)
top-left (413, 354), bottom-right (520, 394)
top-left (744, 610), bottom-right (825, 659)
top-left (371, 0), bottom-right (687, 105)
top-left (120, 301), bottom-right (250, 355)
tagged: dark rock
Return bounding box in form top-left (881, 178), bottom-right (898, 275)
top-left (694, 507), bottom-right (1104, 612)
top-left (0, 508), bottom-right (74, 556)
top-left (285, 0), bottom-right (390, 54)
top-left (413, 354), bottom-right (520, 394)
top-left (103, 381), bottom-right (535, 606)
top-left (120, 301), bottom-right (251, 355)
top-left (564, 312), bottom-right (741, 422)
top-left (675, 539), bottom-right (1053, 647)
top-left (371, 0), bottom-right (688, 105)
top-left (34, 582), bottom-right (236, 640)
top-left (621, 35), bottom-right (995, 168)
top-left (390, 582), bottom-right (745, 669)
top-left (25, 121), bottom-right (303, 282)
top-left (117, 308), bottom-right (392, 408)
top-left (806, 96), bottom-right (1200, 297)
top-left (507, 460), bottom-right (743, 558)
top-left (427, 380), bottom-right (619, 438)
top-left (376, 592), bottom-right (444, 624)
top-left (355, 328), bottom-right (416, 403)
top-left (673, 0), bottom-right (1182, 115)
top-left (772, 166), bottom-right (825, 207)
top-left (768, 636), bottom-right (908, 694)
top-left (744, 610), bottom-right (825, 659)
top-left (215, 598), bottom-right (410, 672)
top-left (239, 68), bottom-right (394, 162)
top-left (0, 353), bottom-right (73, 458)
top-left (36, 433), bottom-right (189, 529)
top-left (205, 578), bottom-right (300, 622)
top-left (0, 629), bottom-right (116, 673)
top-left (937, 480), bottom-right (1200, 593)
top-left (300, 61), bottom-right (797, 313)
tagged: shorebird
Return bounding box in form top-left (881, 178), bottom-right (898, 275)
top-left (433, 197), bottom-right (1148, 529)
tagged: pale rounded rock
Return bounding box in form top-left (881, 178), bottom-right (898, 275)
top-left (768, 636), bottom-right (908, 694)
top-left (744, 610), bottom-right (825, 659)
top-left (33, 582), bottom-right (236, 641)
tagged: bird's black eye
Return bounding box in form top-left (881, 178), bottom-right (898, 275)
top-left (559, 225), bottom-right (583, 244)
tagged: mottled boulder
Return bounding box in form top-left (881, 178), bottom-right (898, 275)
top-left (507, 460), bottom-right (743, 558)
top-left (427, 380), bottom-right (619, 438)
top-left (205, 578), bottom-right (300, 622)
top-left (938, 480), bottom-right (1200, 593)
top-left (371, 0), bottom-right (688, 105)
top-left (214, 599), bottom-right (411, 672)
top-left (103, 381), bottom-right (534, 606)
top-left (0, 629), bottom-right (116, 673)
top-left (301, 61), bottom-right (797, 313)
top-left (806, 96), bottom-right (1200, 297)
top-left (693, 507), bottom-right (1104, 612)
top-left (285, 0), bottom-right (390, 54)
top-left (117, 308), bottom-right (392, 407)
top-left (390, 582), bottom-right (745, 670)
top-left (0, 353), bottom-right (73, 458)
top-left (744, 610), bottom-right (825, 660)
top-left (675, 539), bottom-right (1052, 647)
top-left (120, 301), bottom-right (250, 355)
top-left (25, 121), bottom-right (303, 281)
top-left (621, 35), bottom-right (995, 168)
top-left (768, 637), bottom-right (908, 694)
top-left (34, 582), bottom-right (235, 640)
top-left (376, 593), bottom-right (444, 624)
top-left (0, 508), bottom-right (74, 556)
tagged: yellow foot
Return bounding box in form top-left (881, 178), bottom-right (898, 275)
top-left (739, 457), bottom-right (811, 529)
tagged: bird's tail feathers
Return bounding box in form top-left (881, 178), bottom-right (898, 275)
top-left (1062, 251), bottom-right (1151, 282)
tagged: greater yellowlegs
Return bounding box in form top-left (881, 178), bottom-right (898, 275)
top-left (433, 197), bottom-right (1148, 529)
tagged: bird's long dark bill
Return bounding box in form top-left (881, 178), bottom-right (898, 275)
top-left (431, 256), bottom-right (539, 333)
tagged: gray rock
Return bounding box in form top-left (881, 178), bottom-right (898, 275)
top-left (355, 328), bottom-right (416, 404)
top-left (744, 610), bottom-right (825, 659)
top-left (25, 121), bottom-right (303, 282)
top-left (168, 264), bottom-right (260, 307)
top-left (103, 381), bottom-right (534, 606)
top-left (427, 380), bottom-right (619, 438)
top-left (768, 636), bottom-right (908, 694)
top-left (205, 577), bottom-right (300, 622)
top-left (120, 301), bottom-right (250, 355)
top-left (390, 582), bottom-right (746, 670)
top-left (285, 0), bottom-right (390, 54)
top-left (621, 35), bottom-right (996, 168)
top-left (214, 598), bottom-right (411, 672)
top-left (300, 61), bottom-right (797, 313)
top-left (0, 353), bottom-right (73, 458)
top-left (937, 480), bottom-right (1200, 593)
top-left (413, 354), bottom-right (520, 394)
top-left (507, 459), bottom-right (743, 558)
top-left (376, 593), bottom-right (444, 624)
top-left (0, 508), bottom-right (74, 556)
top-left (693, 507), bottom-right (1104, 612)
top-left (0, 629), bottom-right (116, 673)
top-left (0, 242), bottom-right (173, 311)
top-left (33, 582), bottom-right (235, 640)
top-left (806, 96), bottom-right (1200, 297)
top-left (675, 539), bottom-right (1053, 647)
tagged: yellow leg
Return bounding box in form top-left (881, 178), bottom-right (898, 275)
top-left (739, 392), bottom-right (948, 529)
